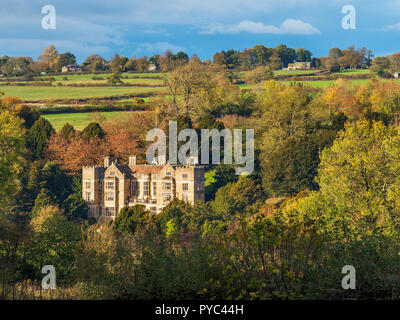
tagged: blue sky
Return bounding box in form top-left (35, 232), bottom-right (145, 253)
top-left (1, 0), bottom-right (400, 63)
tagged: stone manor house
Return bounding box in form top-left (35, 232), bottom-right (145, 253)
top-left (82, 156), bottom-right (205, 221)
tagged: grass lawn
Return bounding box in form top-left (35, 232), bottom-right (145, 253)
top-left (280, 79), bottom-right (370, 88)
top-left (237, 84), bottom-right (257, 89)
top-left (273, 69), bottom-right (321, 76)
top-left (282, 79), bottom-right (400, 88)
top-left (42, 111), bottom-right (148, 130)
top-left (0, 85), bottom-right (166, 100)
top-left (334, 69), bottom-right (372, 75)
top-left (51, 76), bottom-right (164, 86)
top-left (238, 79), bottom-right (400, 89)
top-left (37, 72), bottom-right (163, 81)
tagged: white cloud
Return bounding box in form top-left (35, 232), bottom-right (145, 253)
top-left (382, 22), bottom-right (400, 31)
top-left (0, 0), bottom-right (321, 25)
top-left (201, 19), bottom-right (321, 35)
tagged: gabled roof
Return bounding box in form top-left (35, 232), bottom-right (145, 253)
top-left (104, 162), bottom-right (126, 178)
top-left (129, 165), bottom-right (164, 174)
top-left (116, 164), bottom-right (133, 175)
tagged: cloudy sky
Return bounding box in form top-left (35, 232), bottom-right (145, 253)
top-left (1, 0), bottom-right (400, 62)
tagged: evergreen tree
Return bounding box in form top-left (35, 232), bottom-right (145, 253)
top-left (60, 123), bottom-right (75, 139)
top-left (28, 117), bottom-right (55, 159)
top-left (62, 193), bottom-right (88, 221)
top-left (81, 122), bottom-right (104, 141)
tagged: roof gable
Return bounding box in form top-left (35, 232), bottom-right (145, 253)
top-left (104, 163), bottom-right (125, 178)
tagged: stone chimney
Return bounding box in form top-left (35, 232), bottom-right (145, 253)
top-left (104, 156), bottom-right (111, 167)
top-left (129, 155), bottom-right (137, 166)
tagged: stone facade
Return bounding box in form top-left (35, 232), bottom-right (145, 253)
top-left (61, 65), bottom-right (85, 73)
top-left (82, 156), bottom-right (205, 221)
top-left (285, 61), bottom-right (312, 70)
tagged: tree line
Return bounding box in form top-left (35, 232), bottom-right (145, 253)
top-left (5, 43), bottom-right (399, 78)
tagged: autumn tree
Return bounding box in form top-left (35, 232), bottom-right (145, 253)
top-left (50, 52), bottom-right (76, 72)
top-left (320, 79), bottom-right (362, 115)
top-left (135, 56), bottom-right (150, 72)
top-left (244, 66), bottom-right (273, 84)
top-left (107, 71), bottom-right (123, 85)
top-left (317, 119), bottom-right (400, 218)
top-left (0, 110), bottom-right (27, 210)
top-left (163, 59), bottom-right (212, 116)
top-left (45, 133), bottom-right (106, 173)
top-left (38, 45), bottom-right (58, 69)
top-left (102, 113), bottom-right (154, 163)
top-left (27, 205), bottom-right (80, 284)
top-left (389, 53), bottom-right (400, 73)
top-left (368, 80), bottom-right (400, 116)
top-left (125, 57), bottom-right (138, 71)
top-left (371, 57), bottom-right (391, 77)
top-left (258, 80), bottom-right (314, 156)
top-left (82, 54), bottom-right (108, 73)
top-left (1, 57), bottom-right (32, 76)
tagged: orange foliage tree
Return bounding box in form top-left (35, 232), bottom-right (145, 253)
top-left (45, 134), bottom-right (106, 173)
top-left (45, 112), bottom-right (156, 172)
top-left (102, 112), bottom-right (155, 164)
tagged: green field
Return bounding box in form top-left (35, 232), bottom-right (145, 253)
top-left (237, 84), bottom-right (257, 89)
top-left (239, 79), bottom-right (400, 89)
top-left (0, 85), bottom-right (165, 100)
top-left (37, 72), bottom-right (163, 81)
top-left (52, 77), bottom-right (165, 86)
top-left (281, 80), bottom-right (371, 88)
top-left (273, 69), bottom-right (321, 76)
top-left (282, 79), bottom-right (400, 88)
top-left (42, 111), bottom-right (149, 130)
top-left (334, 69), bottom-right (372, 75)
top-left (40, 73), bottom-right (165, 86)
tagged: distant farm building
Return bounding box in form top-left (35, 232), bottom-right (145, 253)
top-left (285, 61), bottom-right (312, 71)
top-left (62, 65), bottom-right (85, 73)
top-left (147, 63), bottom-right (157, 71)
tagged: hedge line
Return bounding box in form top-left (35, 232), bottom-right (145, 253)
top-left (35, 103), bottom-right (148, 115)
